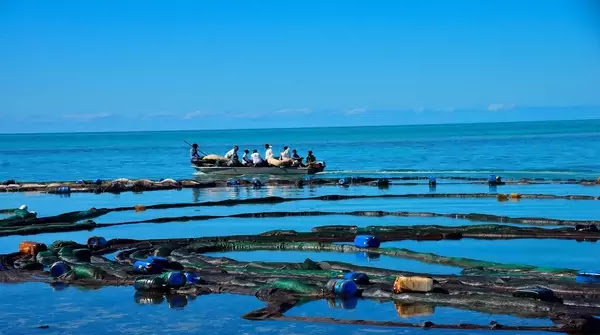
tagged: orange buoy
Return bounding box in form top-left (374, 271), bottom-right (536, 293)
top-left (19, 241), bottom-right (47, 256)
top-left (135, 205), bottom-right (146, 212)
top-left (497, 194), bottom-right (509, 201)
top-left (509, 193), bottom-right (521, 200)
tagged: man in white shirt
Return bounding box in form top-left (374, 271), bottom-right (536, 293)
top-left (280, 146), bottom-right (290, 160)
top-left (224, 146), bottom-right (239, 159)
top-left (264, 144), bottom-right (273, 160)
top-left (251, 150), bottom-right (265, 166)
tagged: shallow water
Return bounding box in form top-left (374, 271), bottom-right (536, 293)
top-left (383, 239), bottom-right (600, 271)
top-left (0, 283), bottom-right (555, 335)
top-left (288, 299), bottom-right (554, 326)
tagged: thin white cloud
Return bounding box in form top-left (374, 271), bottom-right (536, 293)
top-left (273, 108), bottom-right (313, 115)
top-left (61, 112), bottom-right (113, 121)
top-left (344, 108), bottom-right (367, 115)
top-left (487, 103), bottom-right (516, 111)
top-left (183, 111), bottom-right (214, 120)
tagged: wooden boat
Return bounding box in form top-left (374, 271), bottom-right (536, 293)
top-left (191, 158), bottom-right (325, 175)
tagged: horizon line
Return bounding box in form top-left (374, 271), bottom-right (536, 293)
top-left (1, 117), bottom-right (599, 136)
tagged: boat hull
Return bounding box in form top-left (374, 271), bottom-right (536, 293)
top-left (192, 165), bottom-right (323, 175)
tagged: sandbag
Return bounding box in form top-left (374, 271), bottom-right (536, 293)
top-left (202, 154), bottom-right (226, 161)
top-left (267, 157), bottom-right (283, 167)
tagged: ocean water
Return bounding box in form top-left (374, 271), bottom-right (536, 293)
top-left (1, 119), bottom-right (599, 181)
top-left (1, 120), bottom-right (599, 334)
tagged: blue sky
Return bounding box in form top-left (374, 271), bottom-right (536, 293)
top-left (1, 0), bottom-right (599, 132)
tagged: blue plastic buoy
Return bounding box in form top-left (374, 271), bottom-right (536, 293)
top-left (252, 178), bottom-right (262, 188)
top-left (227, 179), bottom-right (240, 186)
top-left (184, 272), bottom-right (201, 284)
top-left (76, 180), bottom-right (84, 185)
top-left (354, 235), bottom-right (380, 248)
top-left (133, 260), bottom-right (163, 274)
top-left (428, 176), bottom-right (437, 185)
top-left (576, 270), bottom-right (600, 284)
top-left (87, 236), bottom-right (107, 249)
top-left (162, 271), bottom-right (187, 288)
top-left (95, 179), bottom-right (102, 185)
top-left (56, 186), bottom-right (71, 194)
top-left (326, 279), bottom-right (358, 297)
top-left (50, 262), bottom-right (71, 277)
top-left (146, 256), bottom-right (169, 267)
top-left (343, 272), bottom-right (370, 284)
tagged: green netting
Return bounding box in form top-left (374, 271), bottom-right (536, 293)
top-left (268, 279), bottom-right (322, 295)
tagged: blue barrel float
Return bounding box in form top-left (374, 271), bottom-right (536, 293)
top-left (226, 179), bottom-right (240, 186)
top-left (87, 236), bottom-right (108, 249)
top-left (343, 272), bottom-right (370, 284)
top-left (184, 272), bottom-right (202, 284)
top-left (326, 279), bottom-right (358, 297)
top-left (132, 260), bottom-right (163, 274)
top-left (428, 176), bottom-right (437, 186)
top-left (56, 186), bottom-right (71, 194)
top-left (50, 261), bottom-right (71, 277)
top-left (160, 271), bottom-right (187, 289)
top-left (354, 235), bottom-right (380, 248)
top-left (576, 270), bottom-right (600, 284)
top-left (145, 256), bottom-right (169, 267)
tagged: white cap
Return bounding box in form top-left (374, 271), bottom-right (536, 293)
top-left (19, 205), bottom-right (28, 210)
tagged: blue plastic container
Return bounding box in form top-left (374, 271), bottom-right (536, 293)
top-left (343, 272), bottom-right (370, 284)
top-left (76, 180), bottom-right (85, 185)
top-left (161, 271), bottom-right (187, 288)
top-left (576, 270), bottom-right (600, 283)
top-left (146, 256), bottom-right (169, 267)
top-left (184, 272), bottom-right (201, 284)
top-left (354, 235), bottom-right (380, 248)
top-left (56, 186), bottom-right (71, 194)
top-left (133, 260), bottom-right (163, 274)
top-left (87, 236), bottom-right (107, 249)
top-left (338, 177), bottom-right (351, 186)
top-left (94, 179), bottom-right (103, 185)
top-left (50, 261), bottom-right (71, 277)
top-left (226, 179), bottom-right (240, 186)
top-left (326, 279), bottom-right (358, 297)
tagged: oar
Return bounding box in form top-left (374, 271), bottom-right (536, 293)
top-left (184, 141), bottom-right (208, 156)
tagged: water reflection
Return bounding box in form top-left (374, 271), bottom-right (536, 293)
top-left (394, 302), bottom-right (435, 318)
top-left (326, 297), bottom-right (359, 310)
top-left (134, 291), bottom-right (189, 309)
top-left (355, 252), bottom-right (381, 261)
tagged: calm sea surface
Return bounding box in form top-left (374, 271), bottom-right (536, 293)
top-left (1, 119), bottom-right (599, 181)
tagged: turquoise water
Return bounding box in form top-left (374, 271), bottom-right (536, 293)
top-left (1, 119), bottom-right (599, 181)
top-left (1, 120), bottom-right (600, 334)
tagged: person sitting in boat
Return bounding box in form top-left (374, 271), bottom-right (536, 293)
top-left (280, 146), bottom-right (291, 160)
top-left (242, 149), bottom-right (253, 166)
top-left (190, 143), bottom-right (202, 160)
top-left (224, 146), bottom-right (241, 167)
top-left (306, 150), bottom-right (317, 165)
top-left (265, 144), bottom-right (273, 160)
top-left (251, 149), bottom-right (266, 167)
top-left (291, 149), bottom-right (304, 167)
